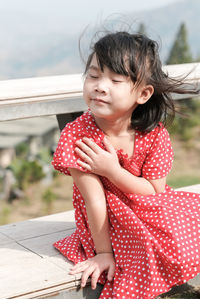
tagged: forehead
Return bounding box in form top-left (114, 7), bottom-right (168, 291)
top-left (88, 54), bottom-right (101, 70)
top-left (88, 53), bottom-right (125, 75)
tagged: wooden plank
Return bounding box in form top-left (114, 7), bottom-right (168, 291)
top-left (0, 210), bottom-right (75, 241)
top-left (0, 232), bottom-right (14, 245)
top-left (162, 63), bottom-right (200, 81)
top-left (0, 210), bottom-right (93, 299)
top-left (176, 184), bottom-right (200, 193)
top-left (0, 64), bottom-right (199, 103)
top-left (0, 242), bottom-right (76, 299)
top-left (19, 229), bottom-right (76, 258)
top-left (0, 96), bottom-right (87, 121)
top-left (0, 74), bottom-right (83, 101)
top-left (0, 63), bottom-right (199, 121)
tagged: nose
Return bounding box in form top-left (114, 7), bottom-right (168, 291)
top-left (95, 78), bottom-right (108, 94)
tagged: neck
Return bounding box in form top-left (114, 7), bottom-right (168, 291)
top-left (93, 114), bottom-right (133, 137)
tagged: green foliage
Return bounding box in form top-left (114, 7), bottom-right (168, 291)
top-left (15, 142), bottom-right (29, 158)
top-left (166, 23), bottom-right (193, 64)
top-left (10, 159), bottom-right (45, 190)
top-left (0, 176), bottom-right (3, 193)
top-left (167, 175), bottom-right (200, 189)
top-left (168, 98), bottom-right (200, 142)
top-left (37, 147), bottom-right (52, 164)
top-left (0, 206), bottom-right (11, 225)
top-left (42, 188), bottom-right (57, 214)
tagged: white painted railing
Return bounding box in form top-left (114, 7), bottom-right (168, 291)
top-left (0, 63), bottom-right (200, 121)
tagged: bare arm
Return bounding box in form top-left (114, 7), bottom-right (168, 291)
top-left (75, 137), bottom-right (166, 195)
top-left (69, 168), bottom-right (115, 289)
top-left (69, 168), bottom-right (113, 253)
top-left (106, 167), bottom-right (166, 194)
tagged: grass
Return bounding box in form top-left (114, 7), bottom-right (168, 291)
top-left (167, 175), bottom-right (200, 189)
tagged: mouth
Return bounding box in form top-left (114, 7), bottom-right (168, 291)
top-left (92, 98), bottom-right (109, 104)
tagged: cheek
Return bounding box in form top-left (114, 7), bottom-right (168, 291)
top-left (83, 80), bottom-right (92, 94)
top-left (83, 82), bottom-right (89, 99)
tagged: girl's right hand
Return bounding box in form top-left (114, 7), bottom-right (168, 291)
top-left (75, 137), bottom-right (120, 178)
top-left (69, 252), bottom-right (115, 289)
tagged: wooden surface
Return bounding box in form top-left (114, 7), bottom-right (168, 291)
top-left (0, 210), bottom-right (81, 299)
top-left (0, 63), bottom-right (199, 121)
top-left (0, 185), bottom-right (200, 298)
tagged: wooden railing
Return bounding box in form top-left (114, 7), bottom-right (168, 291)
top-left (0, 63), bottom-right (200, 122)
top-left (0, 63), bottom-right (200, 299)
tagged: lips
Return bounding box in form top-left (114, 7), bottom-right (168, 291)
top-left (92, 98), bottom-right (109, 104)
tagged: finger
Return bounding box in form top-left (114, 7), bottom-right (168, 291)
top-left (71, 261), bottom-right (87, 270)
top-left (81, 265), bottom-right (95, 288)
top-left (107, 263), bottom-right (115, 281)
top-left (103, 137), bottom-right (116, 154)
top-left (82, 138), bottom-right (102, 154)
top-left (76, 140), bottom-right (95, 157)
top-left (75, 147), bottom-right (93, 164)
top-left (77, 159), bottom-right (92, 171)
top-left (69, 261), bottom-right (87, 274)
top-left (91, 268), bottom-right (100, 289)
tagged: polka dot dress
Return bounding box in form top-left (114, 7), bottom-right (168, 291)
top-left (52, 111), bottom-right (200, 299)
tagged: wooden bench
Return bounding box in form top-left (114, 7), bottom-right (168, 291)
top-left (0, 209), bottom-right (103, 298)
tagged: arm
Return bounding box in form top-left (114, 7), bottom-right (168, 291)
top-left (69, 168), bottom-right (113, 253)
top-left (105, 166), bottom-right (166, 194)
top-left (69, 168), bottom-right (115, 288)
top-left (75, 137), bottom-right (166, 195)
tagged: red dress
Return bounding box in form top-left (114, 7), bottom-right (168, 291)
top-left (52, 110), bottom-right (200, 299)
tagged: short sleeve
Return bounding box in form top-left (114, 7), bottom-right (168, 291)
top-left (51, 122), bottom-right (88, 176)
top-left (142, 124), bottom-right (174, 180)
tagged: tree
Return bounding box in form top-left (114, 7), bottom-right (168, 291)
top-left (166, 22), bottom-right (193, 65)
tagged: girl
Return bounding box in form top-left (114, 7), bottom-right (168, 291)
top-left (52, 31), bottom-right (200, 298)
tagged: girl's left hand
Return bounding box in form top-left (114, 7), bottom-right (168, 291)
top-left (75, 137), bottom-right (120, 178)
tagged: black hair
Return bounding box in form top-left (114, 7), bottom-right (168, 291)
top-left (84, 31), bottom-right (199, 132)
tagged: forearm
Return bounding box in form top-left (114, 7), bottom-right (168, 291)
top-left (84, 192), bottom-right (112, 253)
top-left (106, 165), bottom-right (155, 195)
top-left (69, 168), bottom-right (112, 253)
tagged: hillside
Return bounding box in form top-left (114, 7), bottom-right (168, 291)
top-left (0, 0), bottom-right (199, 79)
top-left (127, 0), bottom-right (200, 60)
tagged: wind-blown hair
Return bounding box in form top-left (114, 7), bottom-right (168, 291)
top-left (84, 31), bottom-right (199, 132)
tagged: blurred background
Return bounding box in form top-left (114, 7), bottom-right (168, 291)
top-left (0, 0), bottom-right (200, 225)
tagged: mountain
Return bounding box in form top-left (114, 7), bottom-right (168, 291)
top-left (0, 0), bottom-right (199, 80)
top-left (127, 0), bottom-right (200, 61)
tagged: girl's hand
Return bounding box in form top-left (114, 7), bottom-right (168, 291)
top-left (69, 252), bottom-right (115, 289)
top-left (75, 137), bottom-right (120, 178)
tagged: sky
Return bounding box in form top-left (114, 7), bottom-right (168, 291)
top-left (0, 0), bottom-right (180, 34)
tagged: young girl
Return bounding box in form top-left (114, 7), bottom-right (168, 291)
top-left (52, 31), bottom-right (200, 298)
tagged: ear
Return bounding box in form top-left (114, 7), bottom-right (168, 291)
top-left (137, 85), bottom-right (154, 105)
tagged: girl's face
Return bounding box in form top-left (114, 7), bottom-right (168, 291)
top-left (83, 54), bottom-right (151, 122)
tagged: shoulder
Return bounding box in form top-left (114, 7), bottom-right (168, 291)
top-left (136, 123), bottom-right (171, 152)
top-left (145, 122), bottom-right (170, 141)
top-left (60, 110), bottom-right (104, 144)
top-left (60, 111), bottom-right (92, 138)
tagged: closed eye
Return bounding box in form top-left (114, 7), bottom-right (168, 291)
top-left (112, 79), bottom-right (123, 83)
top-left (88, 74), bottom-right (98, 79)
